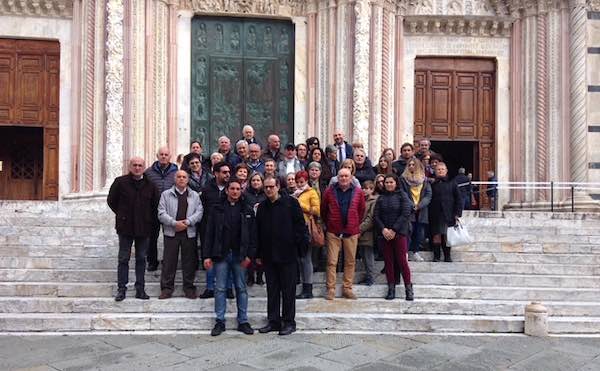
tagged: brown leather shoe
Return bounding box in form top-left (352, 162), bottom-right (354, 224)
top-left (342, 289), bottom-right (357, 300)
top-left (325, 289), bottom-right (335, 300)
top-left (184, 290), bottom-right (197, 300)
top-left (158, 290), bottom-right (172, 300)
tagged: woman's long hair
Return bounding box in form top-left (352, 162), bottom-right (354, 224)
top-left (309, 147), bottom-right (332, 180)
top-left (375, 156), bottom-right (394, 175)
top-left (402, 157), bottom-right (426, 186)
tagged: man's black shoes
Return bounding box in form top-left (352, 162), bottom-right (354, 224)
top-left (278, 324), bottom-right (296, 336)
top-left (258, 323), bottom-right (280, 334)
top-left (199, 289), bottom-right (214, 299)
top-left (135, 289), bottom-right (149, 300)
top-left (237, 322), bottom-right (254, 335)
top-left (114, 288), bottom-right (126, 302)
top-left (211, 321), bottom-right (226, 336)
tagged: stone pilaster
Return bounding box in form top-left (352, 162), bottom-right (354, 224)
top-left (394, 3), bottom-right (405, 150)
top-left (328, 0), bottom-right (337, 138)
top-left (316, 0), bottom-right (329, 142)
top-left (335, 0), bottom-right (353, 138)
top-left (369, 0), bottom-right (383, 158)
top-left (104, 0), bottom-right (125, 186)
top-left (536, 1), bottom-right (548, 199)
top-left (510, 13), bottom-right (524, 202)
top-left (176, 9), bottom-right (193, 157)
top-left (307, 1), bottom-right (318, 137)
top-left (381, 5), bottom-right (395, 151)
top-left (353, 0), bottom-right (371, 150)
top-left (568, 0), bottom-right (588, 183)
top-left (523, 3), bottom-right (538, 201)
top-left (153, 0), bottom-right (169, 152)
top-left (126, 0), bottom-right (146, 160)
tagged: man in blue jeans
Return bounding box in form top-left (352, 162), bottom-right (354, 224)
top-left (203, 178), bottom-right (257, 336)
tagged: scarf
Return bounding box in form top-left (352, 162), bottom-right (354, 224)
top-left (403, 172), bottom-right (425, 187)
top-left (292, 183), bottom-right (310, 198)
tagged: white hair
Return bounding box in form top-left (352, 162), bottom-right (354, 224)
top-left (236, 140), bottom-right (248, 149)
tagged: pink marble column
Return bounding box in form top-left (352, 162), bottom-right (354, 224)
top-left (393, 12), bottom-right (404, 152)
top-left (307, 2), bottom-right (318, 137)
top-left (328, 0), bottom-right (337, 136)
top-left (167, 1), bottom-right (178, 156)
top-left (70, 0), bottom-right (83, 193)
top-left (536, 5), bottom-right (548, 200)
top-left (510, 17), bottom-right (524, 202)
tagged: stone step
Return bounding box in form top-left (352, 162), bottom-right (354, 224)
top-left (1, 282), bottom-right (598, 302)
top-left (0, 257), bottom-right (597, 275)
top-left (1, 297), bottom-right (600, 317)
top-left (0, 312), bottom-right (525, 333)
top-left (548, 317), bottom-right (600, 334)
top-left (2, 268), bottom-right (599, 287)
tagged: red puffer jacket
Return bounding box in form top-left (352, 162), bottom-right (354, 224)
top-left (321, 184), bottom-right (366, 236)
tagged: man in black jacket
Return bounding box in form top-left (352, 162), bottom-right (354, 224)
top-left (256, 175), bottom-right (308, 336)
top-left (203, 178), bottom-right (257, 336)
top-left (107, 157), bottom-right (160, 301)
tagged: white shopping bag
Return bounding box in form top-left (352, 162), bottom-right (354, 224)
top-left (446, 219), bottom-right (473, 247)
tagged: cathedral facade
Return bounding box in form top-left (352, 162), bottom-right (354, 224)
top-left (0, 0), bottom-right (599, 209)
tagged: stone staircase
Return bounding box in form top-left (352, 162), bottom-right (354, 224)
top-left (1, 199), bottom-right (600, 334)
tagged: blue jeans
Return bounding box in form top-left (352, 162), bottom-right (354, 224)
top-left (214, 251), bottom-right (248, 324)
top-left (206, 267), bottom-right (233, 290)
top-left (409, 222), bottom-right (425, 253)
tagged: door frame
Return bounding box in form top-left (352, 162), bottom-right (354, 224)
top-left (0, 38), bottom-right (60, 200)
top-left (413, 56), bottom-right (496, 209)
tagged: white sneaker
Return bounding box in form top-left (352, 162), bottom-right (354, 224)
top-left (407, 252), bottom-right (415, 261)
top-left (413, 252), bottom-right (425, 262)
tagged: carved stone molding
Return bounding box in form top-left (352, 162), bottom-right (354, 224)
top-left (569, 0), bottom-right (587, 183)
top-left (589, 0), bottom-right (600, 11)
top-left (0, 0), bottom-right (73, 18)
top-left (104, 0), bottom-right (125, 185)
top-left (179, 0), bottom-right (308, 16)
top-left (404, 16), bottom-right (512, 37)
top-left (353, 0), bottom-right (371, 150)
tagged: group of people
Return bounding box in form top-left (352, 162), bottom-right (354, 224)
top-left (107, 125), bottom-right (465, 337)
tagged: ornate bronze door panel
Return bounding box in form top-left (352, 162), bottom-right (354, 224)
top-left (191, 17), bottom-right (294, 153)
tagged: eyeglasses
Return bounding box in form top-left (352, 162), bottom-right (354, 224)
top-left (264, 185), bottom-right (277, 189)
top-left (189, 161), bottom-right (201, 165)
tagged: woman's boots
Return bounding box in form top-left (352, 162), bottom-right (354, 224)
top-left (296, 283), bottom-right (313, 299)
top-left (432, 244), bottom-right (441, 262)
top-left (385, 284), bottom-right (395, 300)
top-left (405, 283), bottom-right (414, 301)
top-left (442, 246), bottom-right (452, 262)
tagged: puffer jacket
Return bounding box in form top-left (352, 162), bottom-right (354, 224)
top-left (321, 183), bottom-right (366, 236)
top-left (145, 161), bottom-right (178, 193)
top-left (296, 186), bottom-right (320, 224)
top-left (374, 188), bottom-right (412, 236)
top-left (429, 176), bottom-right (463, 227)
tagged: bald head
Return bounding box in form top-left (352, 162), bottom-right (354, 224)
top-left (156, 146), bottom-right (171, 166)
top-left (128, 156), bottom-right (145, 178)
top-left (174, 170), bottom-right (189, 190)
top-left (268, 134), bottom-right (280, 151)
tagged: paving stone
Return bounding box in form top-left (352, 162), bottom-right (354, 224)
top-left (578, 355), bottom-right (600, 371)
top-left (351, 362), bottom-right (412, 371)
top-left (319, 343), bottom-right (396, 366)
top-left (279, 357), bottom-right (351, 371)
top-left (384, 341), bottom-right (480, 369)
top-left (240, 342), bottom-right (330, 369)
top-left (478, 336), bottom-right (548, 357)
top-left (303, 333), bottom-right (364, 350)
top-left (48, 342), bottom-right (187, 371)
top-left (507, 349), bottom-right (588, 371)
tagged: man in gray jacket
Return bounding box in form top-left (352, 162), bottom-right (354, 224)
top-left (158, 170), bottom-right (204, 299)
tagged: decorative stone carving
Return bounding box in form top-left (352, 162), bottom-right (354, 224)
top-left (536, 8), bottom-right (548, 199)
top-left (588, 0), bottom-right (600, 10)
top-left (406, 0), bottom-right (499, 15)
top-left (0, 0), bottom-right (73, 18)
top-left (404, 16), bottom-right (512, 37)
top-left (104, 0), bottom-right (124, 185)
top-left (569, 0), bottom-right (587, 183)
top-left (180, 0), bottom-right (307, 16)
top-left (353, 0), bottom-right (370, 150)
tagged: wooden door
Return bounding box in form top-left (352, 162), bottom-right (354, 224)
top-left (414, 57), bottom-right (496, 208)
top-left (191, 17), bottom-right (294, 154)
top-left (0, 38), bottom-right (59, 200)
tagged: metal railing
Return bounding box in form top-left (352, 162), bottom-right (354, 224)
top-left (457, 181), bottom-right (600, 212)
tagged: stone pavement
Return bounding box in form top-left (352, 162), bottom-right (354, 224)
top-left (1, 333), bottom-right (600, 370)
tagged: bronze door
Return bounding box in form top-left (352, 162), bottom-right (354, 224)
top-left (191, 17), bottom-right (294, 153)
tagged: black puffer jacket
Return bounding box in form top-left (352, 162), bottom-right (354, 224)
top-left (144, 161), bottom-right (178, 193)
top-left (244, 187), bottom-right (267, 210)
top-left (373, 189), bottom-right (412, 236)
top-left (399, 178), bottom-right (432, 224)
top-left (187, 169), bottom-right (212, 193)
top-left (202, 199), bottom-right (257, 260)
top-left (429, 176), bottom-right (463, 227)
top-left (355, 164), bottom-right (376, 185)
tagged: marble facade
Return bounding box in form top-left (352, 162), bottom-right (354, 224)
top-left (1, 0), bottom-right (600, 208)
